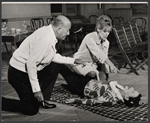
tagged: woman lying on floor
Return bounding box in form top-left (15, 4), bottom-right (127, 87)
top-left (60, 65), bottom-right (142, 107)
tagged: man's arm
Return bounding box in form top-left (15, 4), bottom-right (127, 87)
top-left (52, 53), bottom-right (75, 64)
top-left (27, 37), bottom-right (51, 93)
top-left (52, 53), bottom-right (88, 65)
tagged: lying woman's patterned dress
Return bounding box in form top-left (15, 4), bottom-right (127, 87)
top-left (66, 79), bottom-right (125, 106)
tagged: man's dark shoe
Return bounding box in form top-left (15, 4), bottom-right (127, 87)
top-left (42, 100), bottom-right (56, 109)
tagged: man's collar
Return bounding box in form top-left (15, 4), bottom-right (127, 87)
top-left (49, 24), bottom-right (58, 43)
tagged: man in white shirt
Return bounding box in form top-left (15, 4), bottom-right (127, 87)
top-left (2, 15), bottom-right (78, 115)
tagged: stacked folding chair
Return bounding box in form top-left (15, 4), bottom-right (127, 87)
top-left (112, 23), bottom-right (147, 75)
top-left (122, 22), bottom-right (148, 73)
top-left (130, 22), bottom-right (148, 65)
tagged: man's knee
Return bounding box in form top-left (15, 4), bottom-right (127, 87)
top-left (25, 107), bottom-right (39, 115)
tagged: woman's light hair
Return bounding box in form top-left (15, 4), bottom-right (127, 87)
top-left (95, 15), bottom-right (112, 31)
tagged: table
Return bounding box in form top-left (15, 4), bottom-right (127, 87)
top-left (2, 30), bottom-right (33, 54)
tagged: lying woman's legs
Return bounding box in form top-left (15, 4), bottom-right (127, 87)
top-left (60, 65), bottom-right (92, 97)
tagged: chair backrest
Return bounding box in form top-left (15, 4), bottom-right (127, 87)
top-left (130, 22), bottom-right (143, 45)
top-left (46, 18), bottom-right (52, 25)
top-left (30, 18), bottom-right (44, 31)
top-left (112, 17), bottom-right (123, 25)
top-left (2, 19), bottom-right (8, 28)
top-left (122, 22), bottom-right (137, 48)
top-left (2, 19), bottom-right (8, 23)
top-left (46, 16), bottom-right (56, 25)
top-left (80, 15), bottom-right (90, 23)
top-left (88, 15), bottom-right (98, 24)
top-left (113, 25), bottom-right (131, 52)
top-left (131, 17), bottom-right (147, 35)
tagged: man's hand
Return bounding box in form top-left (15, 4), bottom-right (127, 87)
top-left (74, 59), bottom-right (84, 64)
top-left (34, 91), bottom-right (44, 102)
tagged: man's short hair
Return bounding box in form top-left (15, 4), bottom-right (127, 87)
top-left (52, 15), bottom-right (70, 28)
top-left (51, 16), bottom-right (65, 27)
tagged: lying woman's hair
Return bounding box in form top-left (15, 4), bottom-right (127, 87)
top-left (124, 94), bottom-right (142, 107)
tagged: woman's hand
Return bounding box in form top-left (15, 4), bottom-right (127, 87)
top-left (110, 65), bottom-right (119, 73)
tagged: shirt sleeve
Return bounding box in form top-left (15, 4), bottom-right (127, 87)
top-left (52, 53), bottom-right (75, 64)
top-left (26, 35), bottom-right (51, 93)
top-left (84, 35), bottom-right (108, 64)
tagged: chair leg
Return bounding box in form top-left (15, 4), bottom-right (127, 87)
top-left (141, 53), bottom-right (148, 65)
top-left (118, 60), bottom-right (126, 70)
top-left (128, 58), bottom-right (148, 74)
top-left (135, 57), bottom-right (145, 70)
top-left (123, 54), bottom-right (139, 75)
top-left (135, 58), bottom-right (148, 70)
top-left (4, 42), bottom-right (9, 55)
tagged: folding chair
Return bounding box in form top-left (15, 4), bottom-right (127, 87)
top-left (113, 25), bottom-right (141, 75)
top-left (130, 22), bottom-right (148, 65)
top-left (122, 23), bottom-right (138, 48)
top-left (122, 22), bottom-right (147, 71)
top-left (30, 18), bottom-right (44, 31)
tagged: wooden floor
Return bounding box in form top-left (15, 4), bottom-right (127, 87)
top-left (1, 44), bottom-right (148, 121)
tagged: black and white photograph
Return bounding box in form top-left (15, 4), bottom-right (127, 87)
top-left (1, 1), bottom-right (148, 121)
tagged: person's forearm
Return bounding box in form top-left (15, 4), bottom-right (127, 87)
top-left (104, 58), bottom-right (115, 67)
top-left (52, 53), bottom-right (75, 65)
